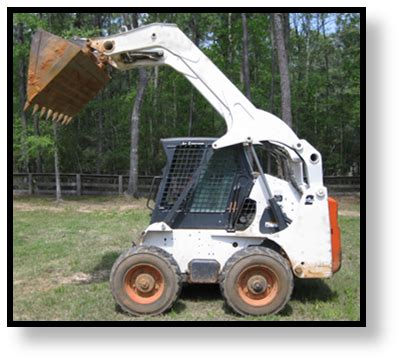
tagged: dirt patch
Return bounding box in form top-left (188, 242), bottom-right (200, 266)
top-left (75, 204), bottom-right (146, 213)
top-left (13, 202), bottom-right (63, 213)
top-left (61, 270), bottom-right (110, 284)
top-left (13, 197), bottom-right (148, 213)
top-left (14, 270), bottom-right (110, 295)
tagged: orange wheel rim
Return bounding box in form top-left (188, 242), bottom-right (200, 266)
top-left (237, 265), bottom-right (279, 307)
top-left (124, 264), bottom-right (164, 304)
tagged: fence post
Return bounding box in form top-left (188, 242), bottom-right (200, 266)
top-left (28, 173), bottom-right (33, 195)
top-left (76, 174), bottom-right (81, 196)
top-left (118, 175), bottom-right (123, 195)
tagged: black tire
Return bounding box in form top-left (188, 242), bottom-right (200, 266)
top-left (110, 245), bottom-right (182, 316)
top-left (220, 246), bottom-right (293, 316)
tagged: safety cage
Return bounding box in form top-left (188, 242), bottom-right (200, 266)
top-left (151, 138), bottom-right (256, 230)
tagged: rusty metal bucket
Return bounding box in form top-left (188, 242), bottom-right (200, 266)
top-left (25, 30), bottom-right (110, 123)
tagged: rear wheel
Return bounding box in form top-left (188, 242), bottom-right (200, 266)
top-left (220, 246), bottom-right (293, 316)
top-left (110, 246), bottom-right (182, 316)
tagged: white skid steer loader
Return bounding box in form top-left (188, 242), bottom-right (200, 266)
top-left (25, 23), bottom-right (341, 316)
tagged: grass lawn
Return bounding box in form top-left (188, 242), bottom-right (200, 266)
top-left (12, 195), bottom-right (361, 321)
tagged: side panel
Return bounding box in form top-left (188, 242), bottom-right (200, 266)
top-left (142, 228), bottom-right (263, 273)
top-left (142, 177), bottom-right (333, 279)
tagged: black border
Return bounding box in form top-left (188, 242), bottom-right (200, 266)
top-left (8, 7), bottom-right (366, 327)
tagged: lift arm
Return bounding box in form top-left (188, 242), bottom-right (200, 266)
top-left (88, 24), bottom-right (299, 149)
top-left (26, 23), bottom-right (324, 186)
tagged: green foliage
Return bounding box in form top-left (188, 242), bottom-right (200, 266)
top-left (12, 12), bottom-right (360, 176)
top-left (26, 135), bottom-right (54, 158)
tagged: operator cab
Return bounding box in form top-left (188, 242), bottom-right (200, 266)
top-left (150, 138), bottom-right (254, 230)
top-left (150, 137), bottom-right (295, 233)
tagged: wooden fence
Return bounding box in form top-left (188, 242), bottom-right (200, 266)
top-left (13, 173), bottom-right (360, 197)
top-left (12, 173), bottom-right (156, 197)
top-left (323, 176), bottom-right (360, 194)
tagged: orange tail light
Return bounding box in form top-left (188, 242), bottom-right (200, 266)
top-left (328, 197), bottom-right (342, 273)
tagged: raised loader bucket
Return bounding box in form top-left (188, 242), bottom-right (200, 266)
top-left (25, 30), bottom-right (110, 123)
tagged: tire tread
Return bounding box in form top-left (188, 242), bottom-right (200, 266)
top-left (110, 245), bottom-right (182, 316)
top-left (220, 246), bottom-right (294, 316)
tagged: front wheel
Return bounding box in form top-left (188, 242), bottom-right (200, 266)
top-left (110, 246), bottom-right (182, 316)
top-left (220, 246), bottom-right (293, 316)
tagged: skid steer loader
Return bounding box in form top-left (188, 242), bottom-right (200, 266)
top-left (25, 23), bottom-right (341, 316)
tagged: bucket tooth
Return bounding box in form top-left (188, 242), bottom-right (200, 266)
top-left (40, 106), bottom-right (47, 118)
top-left (32, 104), bottom-right (39, 115)
top-left (61, 116), bottom-right (67, 125)
top-left (57, 113), bottom-right (64, 122)
top-left (46, 109), bottom-right (53, 120)
top-left (62, 115), bottom-right (69, 124)
top-left (24, 101), bottom-right (31, 112)
top-left (66, 116), bottom-right (73, 124)
top-left (52, 112), bottom-right (59, 121)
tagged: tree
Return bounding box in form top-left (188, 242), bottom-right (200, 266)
top-left (52, 121), bottom-right (62, 201)
top-left (127, 13), bottom-right (149, 196)
top-left (273, 13), bottom-right (292, 128)
top-left (12, 13), bottom-right (361, 179)
top-left (268, 14), bottom-right (276, 114)
top-left (241, 13), bottom-right (251, 100)
top-left (188, 14), bottom-right (199, 136)
top-left (16, 22), bottom-right (29, 173)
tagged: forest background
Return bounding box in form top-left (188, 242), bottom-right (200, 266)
top-left (12, 12), bottom-right (360, 196)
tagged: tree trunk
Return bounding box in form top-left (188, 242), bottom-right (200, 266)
top-left (126, 12), bottom-right (148, 196)
top-left (95, 14), bottom-right (104, 174)
top-left (131, 12), bottom-right (139, 28)
top-left (273, 13), bottom-right (292, 128)
top-left (17, 22), bottom-right (29, 172)
top-left (283, 13), bottom-right (290, 54)
top-left (148, 66), bottom-right (158, 174)
top-left (33, 114), bottom-right (43, 172)
top-left (228, 13), bottom-right (233, 64)
top-left (303, 14), bottom-right (312, 87)
top-left (96, 104), bottom-right (103, 174)
top-left (241, 13), bottom-right (251, 100)
top-left (52, 120), bottom-right (62, 202)
top-left (188, 14), bottom-right (199, 136)
top-left (269, 14), bottom-right (276, 114)
top-left (127, 69), bottom-right (148, 196)
top-left (188, 90), bottom-right (194, 136)
top-left (173, 80), bottom-right (178, 128)
top-left (292, 14), bottom-right (303, 134)
top-left (321, 14), bottom-right (331, 149)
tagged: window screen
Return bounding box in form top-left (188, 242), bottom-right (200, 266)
top-left (160, 144), bottom-right (205, 209)
top-left (190, 147), bottom-right (241, 213)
